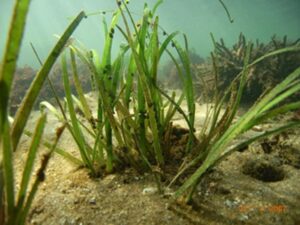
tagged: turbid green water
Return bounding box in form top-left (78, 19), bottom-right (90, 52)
top-left (1, 0), bottom-right (299, 68)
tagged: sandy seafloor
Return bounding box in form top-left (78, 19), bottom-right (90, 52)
top-left (11, 91), bottom-right (300, 225)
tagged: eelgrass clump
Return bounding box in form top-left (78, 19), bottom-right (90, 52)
top-left (170, 41), bottom-right (300, 203)
top-left (41, 1), bottom-right (300, 204)
top-left (38, 2), bottom-right (196, 199)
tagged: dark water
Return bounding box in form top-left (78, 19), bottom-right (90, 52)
top-left (1, 0), bottom-right (299, 68)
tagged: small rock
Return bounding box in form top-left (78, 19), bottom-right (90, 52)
top-left (238, 214), bottom-right (249, 221)
top-left (224, 199), bottom-right (239, 208)
top-left (252, 125), bottom-right (263, 132)
top-left (89, 197), bottom-right (96, 204)
top-left (142, 187), bottom-right (157, 195)
top-left (225, 199), bottom-right (234, 207)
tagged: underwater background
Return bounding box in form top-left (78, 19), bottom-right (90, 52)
top-left (1, 1), bottom-right (300, 224)
top-left (1, 0), bottom-right (300, 69)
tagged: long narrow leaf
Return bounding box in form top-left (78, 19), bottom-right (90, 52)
top-left (70, 49), bottom-right (93, 122)
top-left (1, 119), bottom-right (14, 218)
top-left (61, 52), bottom-right (95, 175)
top-left (16, 113), bottom-right (46, 211)
top-left (0, 0), bottom-right (32, 136)
top-left (11, 11), bottom-right (86, 151)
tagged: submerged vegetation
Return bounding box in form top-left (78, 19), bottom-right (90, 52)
top-left (0, 0), bottom-right (86, 223)
top-left (211, 33), bottom-right (300, 104)
top-left (1, 0), bottom-right (300, 224)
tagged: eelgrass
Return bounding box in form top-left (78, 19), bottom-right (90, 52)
top-left (117, 0), bottom-right (196, 166)
top-left (171, 42), bottom-right (300, 203)
top-left (2, 1), bottom-right (297, 217)
top-left (0, 0), bottom-right (33, 222)
top-left (41, 1), bottom-right (197, 193)
top-left (0, 0), bottom-right (86, 223)
top-left (10, 11), bottom-right (87, 151)
top-left (45, 2), bottom-right (297, 202)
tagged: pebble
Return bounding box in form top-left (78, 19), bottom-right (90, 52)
top-left (238, 214), bottom-right (249, 221)
top-left (252, 125), bottom-right (263, 132)
top-left (89, 197), bottom-right (97, 204)
top-left (224, 198), bottom-right (240, 208)
top-left (225, 199), bottom-right (235, 208)
top-left (142, 187), bottom-right (158, 195)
